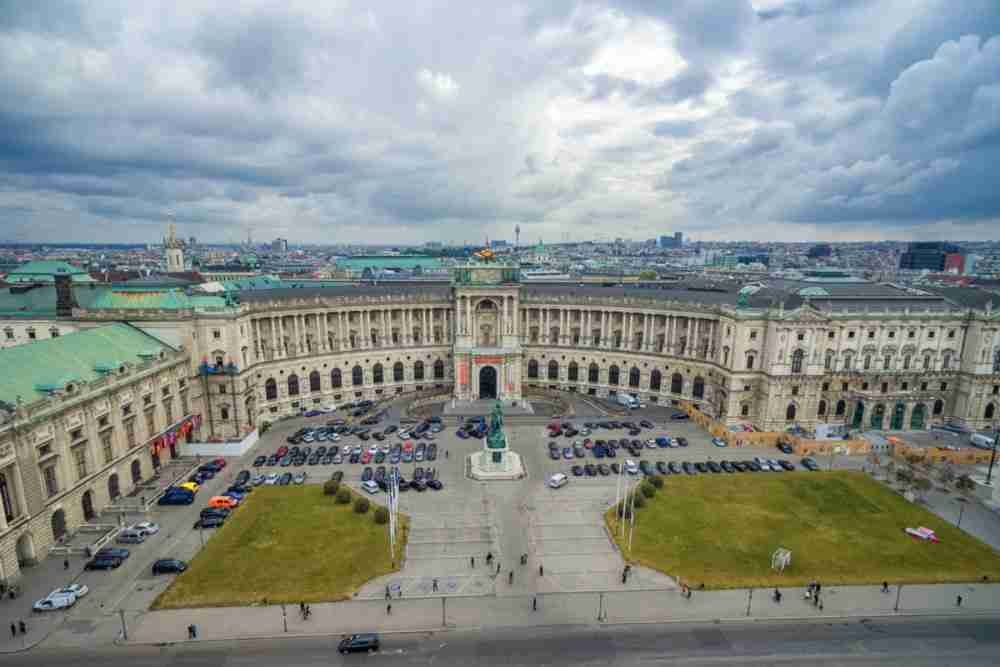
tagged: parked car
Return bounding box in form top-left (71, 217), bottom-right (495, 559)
top-left (34, 592), bottom-right (77, 612)
top-left (253, 456), bottom-right (267, 467)
top-left (116, 528), bottom-right (146, 544)
top-left (158, 492), bottom-right (194, 506)
top-left (194, 515), bottom-right (226, 529)
top-left (85, 556), bottom-right (122, 570)
top-left (801, 457), bottom-right (819, 471)
top-left (668, 461), bottom-right (681, 475)
top-left (97, 547), bottom-right (130, 560)
top-left (712, 438), bottom-right (728, 448)
top-left (52, 583), bottom-right (89, 599)
top-left (571, 465), bottom-right (584, 476)
top-left (152, 559), bottom-right (188, 575)
top-left (278, 472), bottom-right (293, 485)
top-left (264, 472), bottom-right (279, 485)
top-left (655, 461), bottom-right (669, 475)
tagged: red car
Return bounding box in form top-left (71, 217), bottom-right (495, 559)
top-left (212, 458), bottom-right (227, 469)
top-left (275, 446), bottom-right (289, 458)
top-left (402, 440), bottom-right (414, 453)
top-left (583, 439), bottom-right (593, 449)
top-left (361, 451), bottom-right (373, 464)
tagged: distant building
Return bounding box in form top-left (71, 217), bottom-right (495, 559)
top-left (272, 238), bottom-right (289, 253)
top-left (899, 242), bottom-right (962, 272)
top-left (658, 233), bottom-right (683, 249)
top-left (188, 236), bottom-right (197, 249)
top-left (164, 224), bottom-right (185, 272)
top-left (490, 240), bottom-right (508, 248)
top-left (943, 253), bottom-right (965, 274)
top-left (807, 244), bottom-right (832, 258)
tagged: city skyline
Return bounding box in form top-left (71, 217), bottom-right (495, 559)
top-left (1, 1), bottom-right (999, 245)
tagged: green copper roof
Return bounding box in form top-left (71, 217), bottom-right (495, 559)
top-left (86, 289), bottom-right (197, 310)
top-left (5, 260), bottom-right (95, 283)
top-left (336, 256), bottom-right (443, 270)
top-left (0, 323), bottom-right (175, 404)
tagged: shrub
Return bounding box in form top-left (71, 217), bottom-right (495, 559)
top-left (373, 507), bottom-right (389, 524)
top-left (641, 482), bottom-right (656, 498)
top-left (648, 475), bottom-right (664, 489)
top-left (323, 480), bottom-right (340, 496)
top-left (632, 493), bottom-right (646, 509)
top-left (335, 488), bottom-right (352, 504)
top-left (354, 497), bottom-right (370, 514)
top-left (616, 501), bottom-right (632, 520)
top-left (258, 421), bottom-right (271, 435)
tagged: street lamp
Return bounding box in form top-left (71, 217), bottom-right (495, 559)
top-left (985, 421), bottom-right (998, 486)
top-left (955, 496), bottom-right (969, 528)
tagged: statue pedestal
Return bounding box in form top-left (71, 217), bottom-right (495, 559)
top-left (468, 439), bottom-right (525, 481)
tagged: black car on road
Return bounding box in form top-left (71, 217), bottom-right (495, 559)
top-left (339, 633), bottom-right (380, 654)
top-left (152, 559), bottom-right (188, 575)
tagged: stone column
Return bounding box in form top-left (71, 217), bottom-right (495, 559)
top-left (278, 317), bottom-right (287, 357)
top-left (466, 298), bottom-right (472, 337)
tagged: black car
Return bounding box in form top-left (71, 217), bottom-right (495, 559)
top-left (426, 444), bottom-right (437, 461)
top-left (801, 457), bottom-right (819, 471)
top-left (639, 420), bottom-right (653, 429)
top-left (158, 492), bottom-right (194, 505)
top-left (667, 461), bottom-right (681, 474)
top-left (413, 467), bottom-right (425, 481)
top-left (573, 446), bottom-right (585, 458)
top-left (372, 432), bottom-right (385, 442)
top-left (253, 456), bottom-right (267, 467)
top-left (571, 465), bottom-right (584, 476)
top-left (85, 556), bottom-right (122, 570)
top-left (638, 460), bottom-right (652, 475)
top-left (308, 454), bottom-right (322, 465)
top-left (411, 479), bottom-right (427, 492)
top-left (747, 460), bottom-right (762, 472)
top-left (597, 464), bottom-right (610, 476)
top-left (779, 459), bottom-right (795, 471)
top-left (362, 467), bottom-right (374, 482)
top-left (682, 461), bottom-right (695, 475)
top-left (266, 455), bottom-right (280, 466)
top-left (200, 507), bottom-right (231, 519)
top-left (278, 472), bottom-right (293, 485)
top-left (97, 547), bottom-right (130, 560)
top-left (677, 437), bottom-right (689, 447)
top-left (778, 443), bottom-right (794, 455)
top-left (610, 463), bottom-right (621, 474)
top-left (427, 479), bottom-right (443, 490)
top-left (584, 464), bottom-right (597, 476)
top-left (349, 453), bottom-right (360, 464)
top-left (707, 461), bottom-right (722, 473)
top-left (330, 470), bottom-right (344, 483)
top-left (656, 461), bottom-right (669, 475)
top-left (694, 462), bottom-right (708, 473)
top-left (720, 460), bottom-right (735, 473)
top-left (152, 559), bottom-right (188, 575)
top-left (549, 449), bottom-right (560, 460)
top-left (339, 633), bottom-right (380, 654)
top-left (194, 515), bottom-right (226, 529)
top-left (385, 425), bottom-right (397, 434)
top-left (235, 470), bottom-right (251, 486)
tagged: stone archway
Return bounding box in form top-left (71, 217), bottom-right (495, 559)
top-left (479, 366), bottom-right (498, 400)
top-left (108, 473), bottom-right (121, 501)
top-left (51, 509), bottom-right (67, 542)
top-left (82, 489), bottom-right (96, 521)
top-left (16, 532), bottom-right (36, 566)
top-left (890, 403), bottom-right (905, 430)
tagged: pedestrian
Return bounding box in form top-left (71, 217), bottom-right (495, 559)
top-left (539, 564), bottom-right (544, 576)
top-left (881, 581), bottom-right (889, 593)
top-left (398, 588), bottom-right (403, 599)
top-left (471, 556), bottom-right (475, 568)
top-left (622, 571), bottom-right (627, 585)
top-left (63, 559), bottom-right (69, 570)
top-left (18, 620), bottom-right (25, 636)
top-left (773, 588), bottom-right (782, 604)
top-left (815, 582), bottom-right (821, 595)
top-left (300, 601), bottom-right (306, 615)
top-left (385, 585), bottom-right (391, 600)
top-left (496, 562), bottom-right (501, 575)
top-left (813, 593), bottom-right (819, 607)
top-left (432, 578), bottom-right (439, 592)
top-left (486, 552), bottom-right (493, 565)
top-left (10, 623), bottom-right (15, 639)
top-left (508, 571), bottom-right (514, 585)
top-left (956, 595), bottom-right (963, 607)
top-left (819, 600), bottom-right (824, 611)
top-left (387, 603), bottom-right (392, 615)
top-left (445, 450), bottom-right (449, 459)
top-left (532, 596), bottom-right (537, 611)
top-left (305, 605), bottom-right (311, 619)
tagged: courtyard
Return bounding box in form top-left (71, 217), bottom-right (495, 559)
top-left (607, 471), bottom-right (1000, 590)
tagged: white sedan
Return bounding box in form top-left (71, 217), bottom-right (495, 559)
top-left (131, 521), bottom-right (160, 536)
top-left (33, 592), bottom-right (76, 612)
top-left (51, 583), bottom-right (89, 598)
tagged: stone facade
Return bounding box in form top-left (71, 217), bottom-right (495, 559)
top-left (0, 350), bottom-right (196, 583)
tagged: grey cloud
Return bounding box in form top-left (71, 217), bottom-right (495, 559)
top-left (649, 119), bottom-right (701, 137)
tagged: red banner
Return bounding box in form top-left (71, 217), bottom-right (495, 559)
top-left (475, 355), bottom-right (504, 365)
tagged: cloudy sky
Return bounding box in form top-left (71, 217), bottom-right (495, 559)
top-left (1, 1), bottom-right (999, 244)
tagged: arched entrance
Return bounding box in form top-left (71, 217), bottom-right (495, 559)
top-left (130, 459), bottom-right (142, 484)
top-left (81, 490), bottom-right (96, 521)
top-left (479, 366), bottom-right (498, 400)
top-left (16, 533), bottom-right (36, 566)
top-left (891, 403), bottom-right (905, 430)
top-left (870, 404), bottom-right (885, 430)
top-left (51, 509), bottom-right (67, 542)
top-left (108, 473), bottom-right (120, 501)
top-left (910, 404), bottom-right (926, 430)
top-left (852, 402), bottom-right (865, 428)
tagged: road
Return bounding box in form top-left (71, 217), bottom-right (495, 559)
top-left (18, 616), bottom-right (1000, 666)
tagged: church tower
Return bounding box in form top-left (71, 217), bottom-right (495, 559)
top-left (164, 223), bottom-right (185, 272)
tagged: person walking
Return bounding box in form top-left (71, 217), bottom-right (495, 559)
top-left (10, 623), bottom-right (15, 639)
top-left (508, 571), bottom-right (514, 585)
top-left (532, 596), bottom-right (537, 611)
top-left (881, 581), bottom-right (889, 593)
top-left (486, 552), bottom-right (493, 566)
top-left (956, 595), bottom-right (963, 607)
top-left (496, 562), bottom-right (501, 575)
top-left (432, 578), bottom-right (439, 592)
top-left (471, 556), bottom-right (475, 568)
top-left (63, 559), bottom-right (69, 571)
top-left (385, 585), bottom-right (391, 600)
top-left (386, 603), bottom-right (392, 615)
top-left (813, 593), bottom-right (819, 607)
top-left (538, 564), bottom-right (544, 577)
top-left (773, 589), bottom-right (782, 604)
top-left (18, 620), bottom-right (26, 636)
top-left (621, 571), bottom-right (627, 585)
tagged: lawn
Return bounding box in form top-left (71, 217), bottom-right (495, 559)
top-left (153, 485), bottom-right (406, 608)
top-left (606, 471), bottom-right (1000, 589)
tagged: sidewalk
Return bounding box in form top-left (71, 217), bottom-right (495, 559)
top-left (124, 582), bottom-right (1000, 645)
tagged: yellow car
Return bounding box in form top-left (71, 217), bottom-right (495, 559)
top-left (178, 481), bottom-right (199, 494)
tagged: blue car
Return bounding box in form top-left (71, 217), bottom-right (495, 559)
top-left (456, 430), bottom-right (468, 439)
top-left (655, 437), bottom-right (670, 447)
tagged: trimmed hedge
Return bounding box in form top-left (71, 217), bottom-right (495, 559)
top-left (641, 483), bottom-right (657, 498)
top-left (335, 488), bottom-right (352, 504)
top-left (354, 497), bottom-right (370, 514)
top-left (323, 480), bottom-right (340, 496)
top-left (373, 507), bottom-right (389, 524)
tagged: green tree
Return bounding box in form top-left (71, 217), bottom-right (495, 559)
top-left (638, 270), bottom-right (657, 280)
top-left (323, 480), bottom-right (340, 496)
top-left (354, 497), bottom-right (370, 514)
top-left (373, 507), bottom-right (389, 524)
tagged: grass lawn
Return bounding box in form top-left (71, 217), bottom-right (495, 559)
top-left (606, 471), bottom-right (1000, 589)
top-left (153, 485), bottom-right (406, 609)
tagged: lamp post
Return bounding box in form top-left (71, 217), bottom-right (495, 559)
top-left (955, 496), bottom-right (969, 528)
top-left (986, 420), bottom-right (998, 486)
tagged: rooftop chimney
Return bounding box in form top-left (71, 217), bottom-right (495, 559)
top-left (54, 274), bottom-right (78, 318)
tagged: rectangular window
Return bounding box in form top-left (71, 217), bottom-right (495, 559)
top-left (4, 329), bottom-right (12, 340)
top-left (122, 404), bottom-right (132, 416)
top-left (901, 382), bottom-right (908, 391)
top-left (868, 331), bottom-right (875, 339)
top-left (821, 382), bottom-right (830, 391)
top-left (881, 382), bottom-right (888, 394)
top-left (940, 382), bottom-right (948, 392)
top-left (43, 466), bottom-right (59, 497)
top-left (51, 329), bottom-right (59, 338)
top-left (161, 386), bottom-right (170, 397)
top-left (98, 415), bottom-right (109, 428)
top-left (888, 331), bottom-right (895, 338)
top-left (179, 379), bottom-right (186, 389)
top-left (791, 386), bottom-right (799, 396)
top-left (213, 330), bottom-right (222, 339)
top-left (828, 331), bottom-right (835, 339)
top-left (73, 446), bottom-right (88, 480)
top-left (993, 385), bottom-right (999, 395)
top-left (102, 434), bottom-right (114, 463)
top-left (164, 402), bottom-right (173, 424)
top-left (219, 385), bottom-right (227, 394)
top-left (143, 394), bottom-right (152, 406)
top-left (841, 382), bottom-right (848, 392)
top-left (921, 382), bottom-right (928, 392)
top-left (947, 330), bottom-right (955, 338)
top-left (797, 333), bottom-right (805, 341)
top-left (862, 382), bottom-right (869, 391)
top-left (125, 421), bottom-right (136, 447)
top-left (180, 393), bottom-right (189, 415)
top-left (145, 411), bottom-right (156, 437)
top-left (749, 331), bottom-right (757, 340)
top-left (928, 331), bottom-right (935, 338)
top-left (848, 331), bottom-right (855, 338)
top-left (70, 428), bottom-right (83, 441)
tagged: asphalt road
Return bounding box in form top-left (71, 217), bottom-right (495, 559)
top-left (17, 616), bottom-right (1000, 666)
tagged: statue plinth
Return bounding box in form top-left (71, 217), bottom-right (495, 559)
top-left (468, 400), bottom-right (525, 481)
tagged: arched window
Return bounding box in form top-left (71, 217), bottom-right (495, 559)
top-left (986, 403), bottom-right (996, 420)
top-left (864, 355), bottom-right (872, 370)
top-left (309, 370), bottom-right (321, 392)
top-left (692, 376), bottom-right (705, 399)
top-left (628, 366), bottom-right (640, 388)
top-left (883, 355), bottom-right (892, 370)
top-left (414, 360), bottom-right (425, 381)
top-left (608, 365), bottom-right (620, 386)
top-left (791, 349), bottom-right (804, 374)
top-left (352, 365), bottom-right (364, 386)
top-left (547, 360), bottom-right (559, 380)
top-left (818, 400), bottom-right (827, 417)
top-left (942, 352), bottom-right (951, 370)
top-left (746, 354), bottom-right (755, 370)
top-left (287, 374), bottom-right (300, 396)
top-left (741, 404), bottom-right (750, 417)
top-left (722, 346), bottom-right (730, 366)
top-left (824, 351), bottom-right (834, 370)
top-left (0, 472), bottom-right (15, 521)
top-left (903, 355), bottom-right (911, 370)
top-left (588, 363), bottom-right (599, 383)
top-left (331, 368), bottom-right (342, 388)
top-left (994, 350), bottom-right (1000, 372)
top-left (393, 362), bottom-right (404, 382)
top-left (933, 399), bottom-right (944, 415)
top-left (843, 353), bottom-right (853, 371)
top-left (786, 403), bottom-right (797, 421)
top-left (835, 399), bottom-right (846, 416)
top-left (671, 373), bottom-right (683, 394)
top-left (264, 378), bottom-right (277, 400)
top-left (527, 359), bottom-right (539, 379)
top-left (649, 370), bottom-right (662, 391)
top-left (923, 355), bottom-right (931, 370)
top-left (372, 363), bottom-right (384, 384)
top-left (434, 359), bottom-right (445, 379)
top-left (568, 361), bottom-right (579, 381)
top-left (220, 406), bottom-right (229, 420)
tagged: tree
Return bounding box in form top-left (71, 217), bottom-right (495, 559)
top-left (323, 480), bottom-right (340, 496)
top-left (639, 270), bottom-right (657, 280)
top-left (354, 497), bottom-right (370, 514)
top-left (955, 474), bottom-right (976, 495)
top-left (913, 477), bottom-right (932, 502)
top-left (374, 507), bottom-right (389, 524)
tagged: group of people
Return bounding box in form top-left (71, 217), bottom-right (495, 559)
top-left (8, 620), bottom-right (26, 638)
top-left (804, 581), bottom-right (823, 610)
top-left (299, 602), bottom-right (312, 619)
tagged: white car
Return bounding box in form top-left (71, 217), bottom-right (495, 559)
top-left (51, 583), bottom-right (89, 599)
top-left (368, 445), bottom-right (378, 455)
top-left (130, 521), bottom-right (160, 536)
top-left (645, 439), bottom-right (657, 449)
top-left (321, 404), bottom-right (338, 413)
top-left (34, 592), bottom-right (76, 612)
top-left (264, 472), bottom-right (279, 485)
top-left (548, 473), bottom-right (568, 489)
top-left (361, 480), bottom-right (380, 494)
top-left (625, 459), bottom-right (639, 475)
top-left (397, 431), bottom-right (410, 440)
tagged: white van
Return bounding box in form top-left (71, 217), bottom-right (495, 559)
top-left (970, 432), bottom-right (997, 449)
top-left (361, 480), bottom-right (380, 494)
top-left (548, 473), bottom-right (568, 489)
